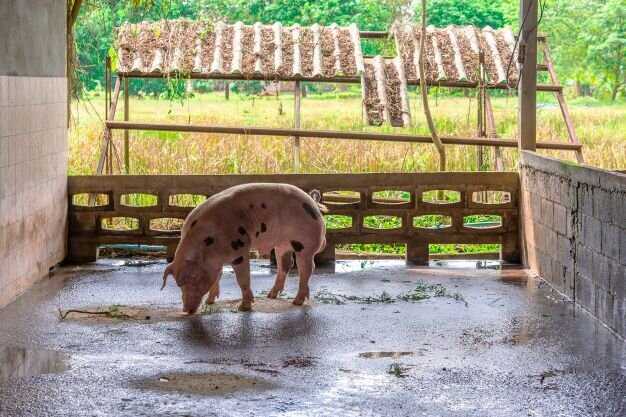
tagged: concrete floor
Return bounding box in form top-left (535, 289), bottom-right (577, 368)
top-left (0, 259), bottom-right (624, 417)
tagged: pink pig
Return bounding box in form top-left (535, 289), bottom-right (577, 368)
top-left (161, 183), bottom-right (327, 314)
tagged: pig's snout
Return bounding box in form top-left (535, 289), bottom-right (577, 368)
top-left (181, 286), bottom-right (205, 315)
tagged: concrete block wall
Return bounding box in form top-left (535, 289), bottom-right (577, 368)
top-left (0, 1), bottom-right (68, 308)
top-left (520, 151), bottom-right (626, 337)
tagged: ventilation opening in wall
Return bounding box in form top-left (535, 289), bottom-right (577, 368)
top-left (72, 193), bottom-right (109, 207)
top-left (169, 194), bottom-right (207, 207)
top-left (413, 214), bottom-right (452, 229)
top-left (324, 215), bottom-right (353, 230)
top-left (471, 191), bottom-right (511, 205)
top-left (149, 218), bottom-right (184, 232)
top-left (463, 214), bottom-right (503, 229)
top-left (336, 243), bottom-right (405, 257)
top-left (101, 217), bottom-right (140, 231)
top-left (422, 190), bottom-right (461, 204)
top-left (372, 190), bottom-right (411, 205)
top-left (363, 215), bottom-right (402, 230)
top-left (429, 244), bottom-right (502, 259)
top-left (322, 190), bottom-right (361, 206)
top-left (120, 193), bottom-right (158, 207)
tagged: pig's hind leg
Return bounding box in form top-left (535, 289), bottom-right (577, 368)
top-left (232, 256), bottom-right (254, 311)
top-left (268, 248), bottom-right (294, 299)
top-left (293, 250), bottom-right (315, 306)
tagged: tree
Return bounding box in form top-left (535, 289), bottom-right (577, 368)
top-left (584, 0), bottom-right (625, 101)
top-left (424, 0), bottom-right (509, 28)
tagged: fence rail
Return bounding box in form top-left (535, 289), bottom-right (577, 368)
top-left (67, 172), bottom-right (520, 264)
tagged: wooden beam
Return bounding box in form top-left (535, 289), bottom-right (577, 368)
top-left (359, 31), bottom-right (389, 39)
top-left (518, 0), bottom-right (538, 152)
top-left (105, 121), bottom-right (583, 151)
top-left (117, 71), bottom-right (562, 92)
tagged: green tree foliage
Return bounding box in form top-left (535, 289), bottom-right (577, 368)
top-left (424, 0), bottom-right (508, 28)
top-left (73, 0), bottom-right (624, 100)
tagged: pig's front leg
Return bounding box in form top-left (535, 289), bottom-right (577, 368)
top-left (232, 255), bottom-right (254, 311)
top-left (206, 269), bottom-right (223, 305)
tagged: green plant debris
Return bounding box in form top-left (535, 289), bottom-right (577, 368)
top-left (314, 281), bottom-right (467, 306)
top-left (387, 363), bottom-right (409, 378)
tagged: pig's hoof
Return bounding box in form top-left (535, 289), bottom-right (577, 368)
top-left (238, 303), bottom-right (252, 312)
top-left (267, 288), bottom-right (280, 299)
top-left (292, 298), bottom-right (305, 306)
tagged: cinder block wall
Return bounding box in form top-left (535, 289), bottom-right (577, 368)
top-left (520, 151), bottom-right (626, 337)
top-left (0, 1), bottom-right (68, 308)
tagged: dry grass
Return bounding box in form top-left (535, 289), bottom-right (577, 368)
top-left (69, 89), bottom-right (625, 176)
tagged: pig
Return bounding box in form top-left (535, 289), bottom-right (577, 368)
top-left (161, 183), bottom-right (327, 314)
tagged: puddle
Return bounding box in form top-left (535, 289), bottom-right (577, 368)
top-left (430, 260), bottom-right (502, 270)
top-left (0, 347), bottom-right (69, 383)
top-left (140, 372), bottom-right (276, 395)
top-left (331, 260), bottom-right (404, 273)
top-left (359, 351), bottom-right (414, 359)
top-left (59, 298), bottom-right (304, 322)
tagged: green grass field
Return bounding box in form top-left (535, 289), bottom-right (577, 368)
top-left (69, 86), bottom-right (626, 256)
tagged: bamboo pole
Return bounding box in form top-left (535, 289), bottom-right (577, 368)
top-left (293, 80), bottom-right (302, 172)
top-left (106, 121), bottom-right (583, 151)
top-left (96, 78), bottom-right (121, 175)
top-left (124, 77), bottom-right (130, 174)
top-left (418, 0), bottom-right (446, 173)
top-left (484, 93), bottom-right (503, 171)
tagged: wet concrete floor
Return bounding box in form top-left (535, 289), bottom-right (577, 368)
top-left (0, 259), bottom-right (624, 416)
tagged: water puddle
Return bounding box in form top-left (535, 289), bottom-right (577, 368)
top-left (0, 346), bottom-right (69, 383)
top-left (430, 259), bottom-right (502, 270)
top-left (359, 351), bottom-right (414, 359)
top-left (331, 260), bottom-right (404, 273)
top-left (140, 372), bottom-right (276, 395)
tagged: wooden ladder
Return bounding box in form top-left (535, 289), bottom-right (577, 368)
top-left (539, 39), bottom-right (584, 163)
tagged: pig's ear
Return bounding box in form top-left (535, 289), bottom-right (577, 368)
top-left (161, 263), bottom-right (174, 290)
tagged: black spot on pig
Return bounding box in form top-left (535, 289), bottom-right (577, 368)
top-left (232, 256), bottom-right (244, 265)
top-left (255, 231), bottom-right (260, 237)
top-left (191, 220), bottom-right (197, 228)
top-left (231, 239), bottom-right (245, 250)
top-left (204, 236), bottom-right (214, 246)
top-left (291, 241), bottom-right (304, 252)
top-left (260, 223), bottom-right (267, 233)
top-left (249, 204), bottom-right (254, 209)
top-left (261, 203), bottom-right (267, 209)
top-left (302, 202), bottom-right (319, 220)
top-left (238, 226), bottom-right (247, 235)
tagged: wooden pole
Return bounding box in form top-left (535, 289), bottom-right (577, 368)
top-left (419, 0), bottom-right (446, 173)
top-left (485, 93), bottom-right (503, 171)
top-left (518, 0), bottom-right (538, 152)
top-left (124, 77), bottom-right (130, 174)
top-left (106, 120), bottom-right (583, 151)
top-left (96, 78), bottom-right (121, 175)
top-left (293, 80), bottom-right (302, 172)
top-left (224, 82), bottom-right (230, 100)
top-left (477, 52), bottom-right (486, 173)
top-left (106, 58), bottom-right (113, 175)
